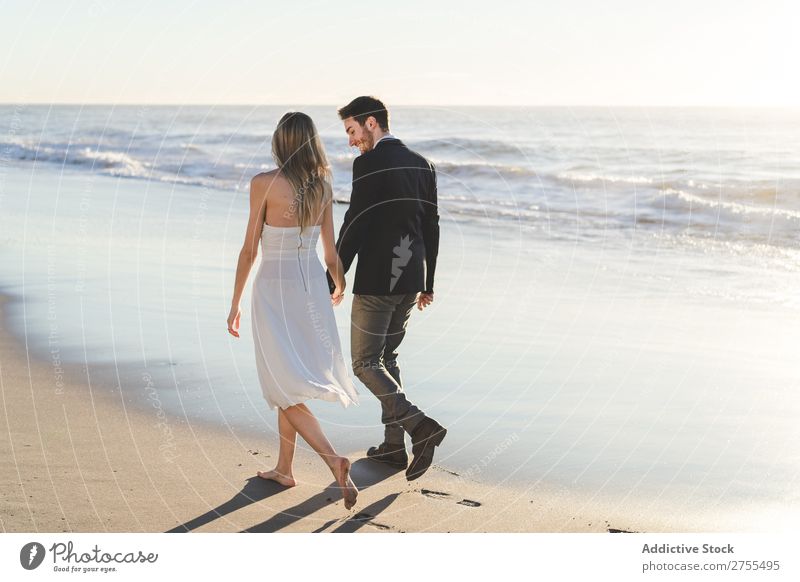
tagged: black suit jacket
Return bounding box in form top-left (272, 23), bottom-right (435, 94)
top-left (332, 138), bottom-right (439, 296)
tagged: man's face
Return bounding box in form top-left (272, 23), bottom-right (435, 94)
top-left (343, 117), bottom-right (374, 154)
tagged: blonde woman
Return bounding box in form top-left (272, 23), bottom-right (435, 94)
top-left (227, 112), bottom-right (359, 509)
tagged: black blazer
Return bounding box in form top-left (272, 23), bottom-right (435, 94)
top-left (332, 138), bottom-right (439, 296)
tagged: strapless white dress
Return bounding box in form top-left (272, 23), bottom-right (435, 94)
top-left (250, 222), bottom-right (359, 410)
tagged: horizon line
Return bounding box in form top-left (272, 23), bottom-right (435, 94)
top-left (2, 102), bottom-right (799, 109)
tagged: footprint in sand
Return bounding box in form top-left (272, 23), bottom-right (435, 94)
top-left (420, 489), bottom-right (482, 507)
top-left (420, 489), bottom-right (450, 499)
top-left (350, 512), bottom-right (392, 530)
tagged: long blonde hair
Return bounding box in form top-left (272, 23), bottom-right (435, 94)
top-left (271, 112), bottom-right (332, 231)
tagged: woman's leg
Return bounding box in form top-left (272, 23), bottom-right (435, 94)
top-left (257, 408), bottom-right (297, 487)
top-left (281, 403), bottom-right (358, 509)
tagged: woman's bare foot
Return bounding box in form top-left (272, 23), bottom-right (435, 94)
top-left (257, 469), bottom-right (296, 488)
top-left (331, 456), bottom-right (358, 510)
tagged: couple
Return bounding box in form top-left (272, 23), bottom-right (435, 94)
top-left (227, 96), bottom-right (446, 510)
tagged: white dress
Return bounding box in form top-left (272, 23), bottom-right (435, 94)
top-left (250, 222), bottom-right (359, 410)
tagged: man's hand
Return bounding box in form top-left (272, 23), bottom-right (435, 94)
top-left (417, 292), bottom-right (434, 311)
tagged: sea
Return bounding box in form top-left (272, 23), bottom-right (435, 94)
top-left (1, 104), bottom-right (798, 530)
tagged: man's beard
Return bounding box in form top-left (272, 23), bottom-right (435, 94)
top-left (359, 131), bottom-right (374, 153)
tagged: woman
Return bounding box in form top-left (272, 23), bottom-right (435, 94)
top-left (227, 112), bottom-right (359, 510)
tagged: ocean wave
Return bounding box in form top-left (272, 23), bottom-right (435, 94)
top-left (326, 153), bottom-right (541, 186)
top-left (78, 147), bottom-right (148, 174)
top-left (3, 139), bottom-right (151, 178)
top-left (432, 159), bottom-right (538, 179)
top-left (4, 127), bottom-right (800, 252)
top-left (661, 188), bottom-right (800, 221)
top-left (443, 203), bottom-right (542, 222)
top-left (555, 172), bottom-right (656, 186)
top-left (414, 137), bottom-right (531, 159)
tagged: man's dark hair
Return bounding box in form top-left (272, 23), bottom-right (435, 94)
top-left (337, 96), bottom-right (390, 131)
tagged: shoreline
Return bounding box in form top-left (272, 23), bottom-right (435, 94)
top-left (3, 161), bottom-right (791, 533)
top-left (1, 289), bottom-right (658, 533)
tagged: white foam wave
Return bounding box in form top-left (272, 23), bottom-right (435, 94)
top-left (662, 188), bottom-right (800, 221)
top-left (557, 172), bottom-right (655, 185)
top-left (79, 147), bottom-right (149, 176)
top-left (3, 138), bottom-right (150, 178)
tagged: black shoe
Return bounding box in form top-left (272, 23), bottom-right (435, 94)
top-left (406, 418), bottom-right (447, 481)
top-left (366, 442), bottom-right (408, 469)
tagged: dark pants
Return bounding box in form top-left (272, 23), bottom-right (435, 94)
top-left (351, 293), bottom-right (425, 446)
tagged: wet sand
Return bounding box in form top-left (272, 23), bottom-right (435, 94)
top-left (0, 291), bottom-right (660, 533)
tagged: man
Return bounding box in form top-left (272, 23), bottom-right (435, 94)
top-left (332, 95), bottom-right (446, 481)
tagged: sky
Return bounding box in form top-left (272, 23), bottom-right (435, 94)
top-left (0, 0), bottom-right (797, 106)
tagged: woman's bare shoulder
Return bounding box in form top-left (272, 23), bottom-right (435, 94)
top-left (251, 169), bottom-right (279, 182)
top-left (251, 169), bottom-right (290, 191)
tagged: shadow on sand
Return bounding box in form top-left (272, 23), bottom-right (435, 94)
top-left (242, 459), bottom-right (400, 532)
top-left (167, 459), bottom-right (401, 533)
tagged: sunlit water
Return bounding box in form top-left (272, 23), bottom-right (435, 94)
top-left (2, 105), bottom-right (799, 528)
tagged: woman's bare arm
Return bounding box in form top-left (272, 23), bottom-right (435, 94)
top-left (320, 183), bottom-right (345, 305)
top-left (228, 174), bottom-right (268, 336)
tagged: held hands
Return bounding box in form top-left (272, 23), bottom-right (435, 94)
top-left (417, 292), bottom-right (434, 310)
top-left (331, 281), bottom-right (345, 306)
top-left (227, 304), bottom-right (241, 337)
top-left (325, 268), bottom-right (345, 306)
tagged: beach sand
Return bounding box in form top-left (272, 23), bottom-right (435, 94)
top-left (2, 159), bottom-right (790, 533)
top-left (0, 289), bottom-right (658, 533)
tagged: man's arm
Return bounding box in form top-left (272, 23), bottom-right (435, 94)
top-left (326, 155), bottom-right (377, 292)
top-left (336, 155), bottom-right (377, 272)
top-left (421, 161), bottom-right (440, 294)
